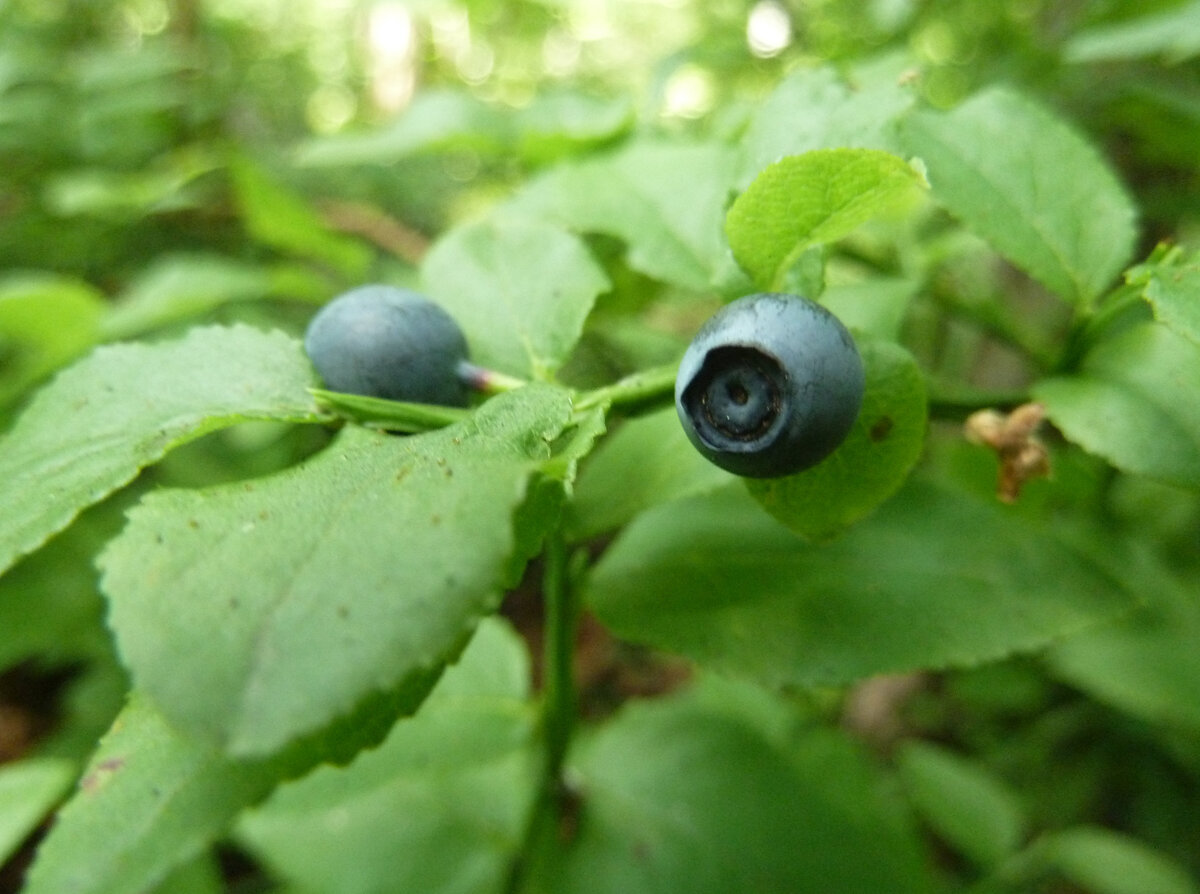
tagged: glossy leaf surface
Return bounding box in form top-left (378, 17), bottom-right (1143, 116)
top-left (726, 148), bottom-right (924, 290)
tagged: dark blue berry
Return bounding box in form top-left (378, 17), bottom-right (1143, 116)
top-left (675, 293), bottom-right (864, 478)
top-left (304, 285), bottom-right (470, 407)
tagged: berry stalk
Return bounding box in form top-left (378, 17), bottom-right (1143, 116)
top-left (455, 361), bottom-right (529, 395)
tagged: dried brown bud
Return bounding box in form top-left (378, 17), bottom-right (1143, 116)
top-left (965, 403), bottom-right (1050, 502)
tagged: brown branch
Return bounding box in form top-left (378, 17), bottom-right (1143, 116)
top-left (318, 199), bottom-right (431, 265)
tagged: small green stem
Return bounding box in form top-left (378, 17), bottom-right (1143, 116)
top-left (503, 533), bottom-right (581, 894)
top-left (574, 362), bottom-right (678, 415)
top-left (308, 388), bottom-right (468, 431)
top-left (928, 284), bottom-right (1058, 370)
top-left (1055, 284), bottom-right (1146, 372)
top-left (541, 532), bottom-right (578, 784)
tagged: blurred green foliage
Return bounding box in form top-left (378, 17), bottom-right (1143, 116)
top-left (3, 0), bottom-right (1199, 285)
top-left (3, 1), bottom-right (1200, 893)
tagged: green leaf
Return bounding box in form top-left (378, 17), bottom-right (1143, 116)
top-left (899, 87), bottom-right (1137, 304)
top-left (1050, 563), bottom-right (1200, 731)
top-left (294, 89), bottom-right (631, 169)
top-left (1065, 2), bottom-right (1200, 64)
top-left (543, 403), bottom-right (609, 486)
top-left (309, 388), bottom-right (469, 433)
top-left (510, 140), bottom-right (740, 292)
top-left (746, 339), bottom-right (926, 541)
top-left (521, 694), bottom-right (930, 894)
top-left (515, 92), bottom-right (634, 164)
top-left (294, 89), bottom-right (510, 167)
top-left (100, 385), bottom-right (574, 756)
top-left (22, 694), bottom-right (286, 894)
top-left (229, 157), bottom-right (372, 278)
top-left (422, 218), bottom-right (609, 379)
top-left (565, 406), bottom-right (733, 542)
top-left (897, 741), bottom-right (1025, 868)
top-left (0, 274), bottom-right (105, 407)
top-left (0, 325), bottom-right (324, 579)
top-left (1127, 247), bottom-right (1200, 346)
top-left (1035, 322), bottom-right (1200, 489)
top-left (0, 757), bottom-right (77, 866)
top-left (1036, 827), bottom-right (1200, 894)
top-left (819, 278), bottom-right (918, 342)
top-left (587, 479), bottom-right (1136, 688)
top-left (0, 496), bottom-right (128, 670)
top-left (43, 149), bottom-right (215, 220)
top-left (149, 855), bottom-right (224, 894)
top-left (238, 618), bottom-right (540, 894)
top-left (726, 148), bottom-right (925, 291)
top-left (36, 656), bottom-right (129, 780)
top-left (738, 65), bottom-right (914, 185)
top-left (102, 253), bottom-right (327, 340)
